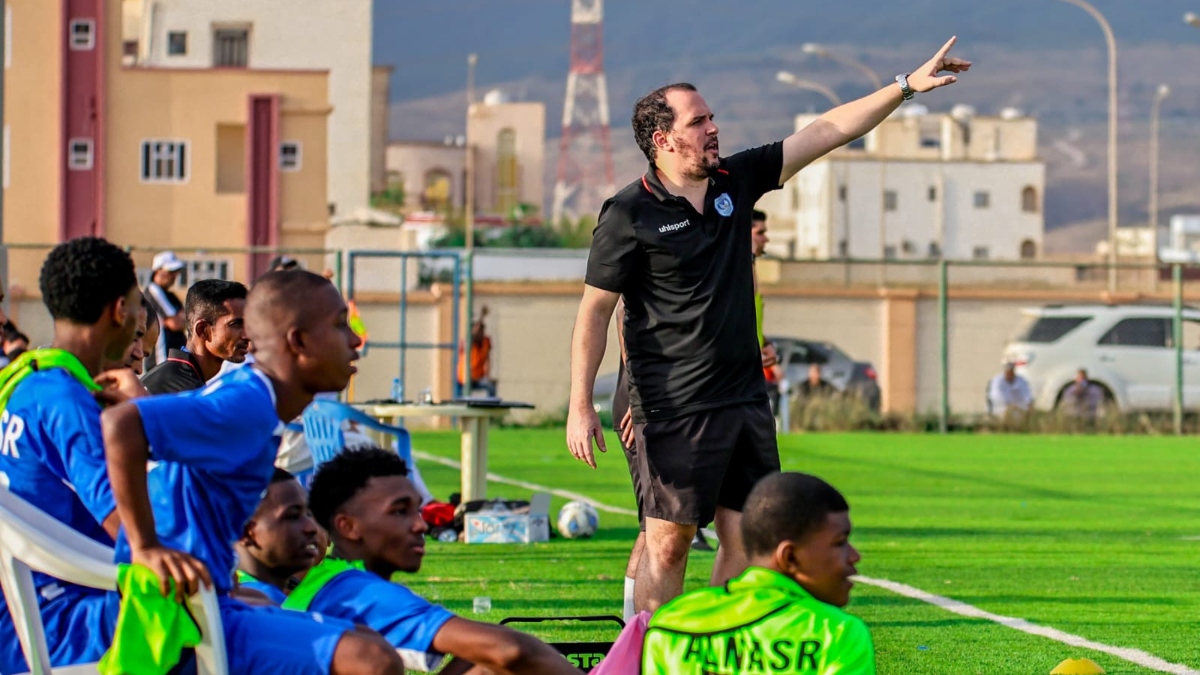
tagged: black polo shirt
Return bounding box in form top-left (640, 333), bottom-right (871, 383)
top-left (141, 348), bottom-right (206, 395)
top-left (586, 141), bottom-right (784, 422)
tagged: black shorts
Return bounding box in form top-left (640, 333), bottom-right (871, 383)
top-left (633, 400), bottom-right (779, 527)
top-left (612, 365), bottom-right (645, 531)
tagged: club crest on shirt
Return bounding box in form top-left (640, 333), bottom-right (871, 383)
top-left (714, 193), bottom-right (734, 217)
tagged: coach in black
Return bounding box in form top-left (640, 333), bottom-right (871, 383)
top-left (567, 38), bottom-right (970, 613)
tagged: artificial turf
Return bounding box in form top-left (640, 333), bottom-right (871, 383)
top-left (402, 430), bottom-right (1200, 674)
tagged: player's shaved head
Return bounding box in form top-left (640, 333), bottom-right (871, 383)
top-left (245, 269), bottom-right (361, 399)
top-left (741, 472), bottom-right (849, 558)
top-left (245, 270), bottom-right (338, 350)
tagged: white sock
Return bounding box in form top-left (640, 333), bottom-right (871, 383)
top-left (623, 576), bottom-right (636, 621)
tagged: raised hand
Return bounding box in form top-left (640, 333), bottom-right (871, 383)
top-left (93, 368), bottom-right (149, 406)
top-left (908, 36), bottom-right (972, 93)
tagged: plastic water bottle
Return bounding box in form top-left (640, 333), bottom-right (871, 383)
top-left (473, 596), bottom-right (492, 613)
top-left (437, 529), bottom-right (457, 543)
top-left (391, 378), bottom-right (404, 403)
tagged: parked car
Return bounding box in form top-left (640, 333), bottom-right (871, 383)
top-left (768, 337), bottom-right (881, 412)
top-left (1002, 304), bottom-right (1200, 413)
top-left (592, 337), bottom-right (881, 414)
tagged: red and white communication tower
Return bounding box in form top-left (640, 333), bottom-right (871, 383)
top-left (551, 0), bottom-right (615, 226)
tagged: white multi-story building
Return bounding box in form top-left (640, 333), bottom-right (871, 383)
top-left (757, 105), bottom-right (1045, 261)
top-left (123, 0), bottom-right (375, 218)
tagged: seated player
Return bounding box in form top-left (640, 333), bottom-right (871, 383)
top-left (102, 270), bottom-right (410, 675)
top-left (277, 446), bottom-right (579, 674)
top-left (235, 468), bottom-right (324, 605)
top-left (641, 472), bottom-right (875, 674)
top-left (0, 238), bottom-right (146, 674)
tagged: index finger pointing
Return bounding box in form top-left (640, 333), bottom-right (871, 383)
top-left (935, 36), bottom-right (957, 60)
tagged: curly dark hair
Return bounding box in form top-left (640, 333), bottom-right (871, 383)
top-left (631, 82), bottom-right (696, 163)
top-left (39, 237), bottom-right (137, 324)
top-left (309, 446), bottom-right (410, 531)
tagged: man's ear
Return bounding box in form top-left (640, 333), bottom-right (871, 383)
top-left (332, 512), bottom-right (360, 543)
top-left (241, 519), bottom-right (259, 549)
top-left (775, 539), bottom-right (803, 576)
top-left (194, 318), bottom-right (211, 342)
top-left (652, 128), bottom-right (673, 154)
top-left (285, 326), bottom-right (305, 356)
top-left (111, 294), bottom-right (130, 328)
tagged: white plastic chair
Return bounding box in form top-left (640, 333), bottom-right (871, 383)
top-left (0, 488), bottom-right (228, 675)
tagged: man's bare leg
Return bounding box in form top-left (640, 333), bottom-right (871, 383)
top-left (709, 506), bottom-right (748, 586)
top-left (623, 531), bottom-right (646, 619)
top-left (635, 518), bottom-right (695, 613)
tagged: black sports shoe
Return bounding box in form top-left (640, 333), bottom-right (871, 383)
top-left (691, 530), bottom-right (715, 552)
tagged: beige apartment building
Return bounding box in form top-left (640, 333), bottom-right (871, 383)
top-left (3, 0), bottom-right (332, 298)
top-left (387, 95), bottom-right (546, 220)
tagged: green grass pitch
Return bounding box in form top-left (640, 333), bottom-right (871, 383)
top-left (400, 430), bottom-right (1200, 674)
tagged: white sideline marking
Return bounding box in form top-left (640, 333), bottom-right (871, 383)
top-left (412, 450), bottom-right (718, 540)
top-left (415, 449), bottom-right (1195, 671)
top-left (855, 576), bottom-right (1200, 675)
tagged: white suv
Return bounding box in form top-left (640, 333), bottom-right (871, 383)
top-left (1002, 304), bottom-right (1200, 412)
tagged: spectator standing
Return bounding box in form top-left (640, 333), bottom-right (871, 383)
top-left (458, 305), bottom-right (497, 397)
top-left (143, 251), bottom-right (187, 369)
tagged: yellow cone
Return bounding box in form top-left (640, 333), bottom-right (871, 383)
top-left (1050, 658), bottom-right (1106, 674)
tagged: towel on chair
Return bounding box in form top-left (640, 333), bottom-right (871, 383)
top-left (98, 563), bottom-right (201, 675)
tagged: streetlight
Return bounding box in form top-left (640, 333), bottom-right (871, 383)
top-left (463, 53), bottom-right (477, 396)
top-left (1150, 84), bottom-right (1170, 280)
top-left (800, 43), bottom-right (883, 89)
top-left (1053, 0), bottom-right (1118, 292)
top-left (803, 44), bottom-right (889, 280)
top-left (775, 71), bottom-right (842, 106)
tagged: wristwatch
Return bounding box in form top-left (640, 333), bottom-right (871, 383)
top-left (895, 73), bottom-right (915, 101)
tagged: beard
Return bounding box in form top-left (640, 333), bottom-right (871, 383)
top-left (674, 134), bottom-right (720, 181)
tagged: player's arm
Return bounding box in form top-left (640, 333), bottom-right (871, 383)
top-left (778, 37), bottom-right (971, 185)
top-left (567, 284), bottom-right (621, 468)
top-left (430, 617), bottom-right (579, 675)
top-left (102, 402), bottom-right (213, 600)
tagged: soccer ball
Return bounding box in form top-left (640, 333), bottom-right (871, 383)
top-left (557, 501), bottom-right (599, 539)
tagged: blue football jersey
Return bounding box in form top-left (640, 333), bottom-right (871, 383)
top-left (0, 368), bottom-right (119, 673)
top-left (115, 367), bottom-right (283, 594)
top-left (308, 569), bottom-right (455, 672)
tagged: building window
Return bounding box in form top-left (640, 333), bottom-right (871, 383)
top-left (1020, 239), bottom-right (1037, 259)
top-left (919, 120), bottom-right (941, 148)
top-left (167, 31), bottom-right (188, 56)
top-left (496, 128), bottom-right (518, 215)
top-left (68, 19), bottom-right (95, 50)
top-left (883, 245), bottom-right (897, 259)
top-left (838, 240), bottom-right (848, 258)
top-left (213, 28), bottom-right (249, 68)
top-left (280, 141), bottom-right (302, 172)
top-left (974, 190), bottom-right (991, 209)
top-left (928, 186), bottom-right (937, 202)
top-left (973, 246), bottom-right (990, 260)
top-left (838, 185), bottom-right (847, 202)
top-left (140, 140), bottom-right (189, 183)
top-left (884, 190), bottom-right (898, 211)
top-left (1021, 185), bottom-right (1039, 213)
top-left (67, 138), bottom-right (93, 171)
top-left (423, 168), bottom-right (452, 212)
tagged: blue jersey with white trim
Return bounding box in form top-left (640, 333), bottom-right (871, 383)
top-left (115, 367), bottom-right (283, 594)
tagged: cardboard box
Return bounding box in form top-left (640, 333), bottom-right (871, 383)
top-left (464, 493), bottom-right (551, 544)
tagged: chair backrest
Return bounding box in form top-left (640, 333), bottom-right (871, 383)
top-left (0, 488), bottom-right (228, 675)
top-left (302, 400), bottom-right (412, 471)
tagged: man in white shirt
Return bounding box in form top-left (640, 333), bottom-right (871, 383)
top-left (988, 362), bottom-right (1033, 416)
